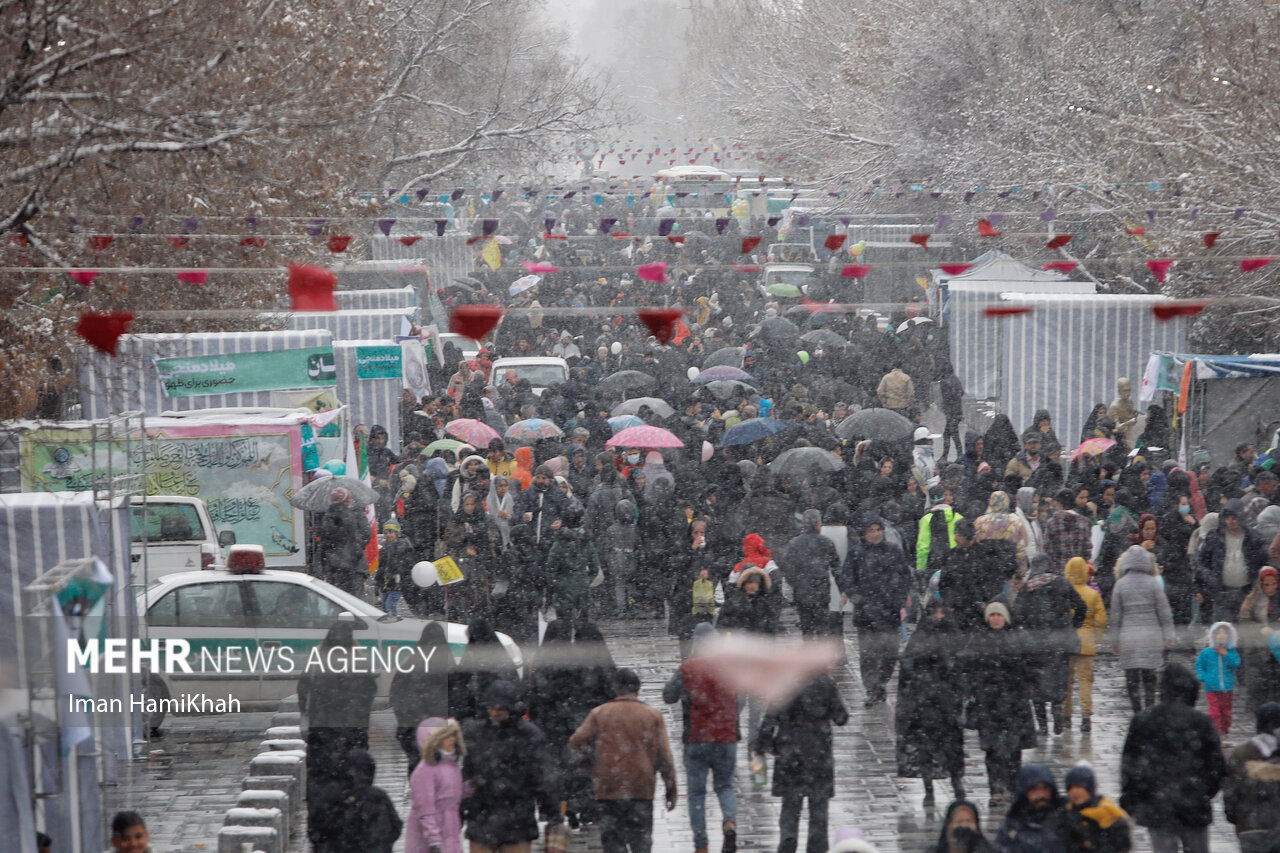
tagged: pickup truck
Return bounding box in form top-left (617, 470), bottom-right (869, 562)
top-left (129, 496), bottom-right (235, 583)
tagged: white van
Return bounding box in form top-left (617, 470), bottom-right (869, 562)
top-left (489, 356), bottom-right (569, 396)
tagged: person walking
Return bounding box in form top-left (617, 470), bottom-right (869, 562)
top-left (569, 668), bottom-right (678, 853)
top-left (1193, 621), bottom-right (1241, 736)
top-left (1062, 557), bottom-right (1107, 733)
top-left (1062, 762), bottom-right (1132, 853)
top-left (1109, 545), bottom-right (1175, 714)
top-left (753, 671), bottom-right (849, 853)
top-left (780, 509), bottom-right (843, 638)
top-left (1120, 662), bottom-right (1225, 853)
top-left (461, 680), bottom-right (562, 853)
top-left (994, 764), bottom-right (1069, 853)
top-left (839, 512), bottom-right (912, 706)
top-left (1013, 553), bottom-right (1086, 735)
top-left (1223, 702), bottom-right (1280, 853)
top-left (965, 602), bottom-right (1036, 808)
top-left (318, 488), bottom-right (372, 596)
top-left (406, 718), bottom-right (465, 853)
top-left (926, 800), bottom-right (996, 853)
top-left (542, 506), bottom-right (604, 623)
top-left (895, 599), bottom-right (965, 808)
top-left (390, 621), bottom-right (455, 774)
top-left (308, 749), bottom-right (402, 853)
top-left (663, 623), bottom-right (740, 853)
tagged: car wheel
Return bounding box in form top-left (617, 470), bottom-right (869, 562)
top-left (144, 674), bottom-right (169, 735)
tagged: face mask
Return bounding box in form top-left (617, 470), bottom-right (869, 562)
top-left (626, 453), bottom-right (640, 464)
top-left (1179, 505), bottom-right (1192, 516)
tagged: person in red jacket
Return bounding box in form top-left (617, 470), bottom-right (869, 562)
top-left (663, 623), bottom-right (739, 853)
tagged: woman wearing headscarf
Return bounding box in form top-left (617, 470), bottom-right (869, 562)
top-left (510, 446), bottom-right (534, 492)
top-left (895, 599), bottom-right (966, 807)
top-left (1013, 486), bottom-right (1043, 565)
top-left (390, 622), bottom-right (455, 774)
top-left (973, 490), bottom-right (1029, 579)
top-left (444, 492), bottom-right (499, 622)
top-left (448, 454), bottom-right (489, 513)
top-left (925, 800), bottom-right (996, 853)
top-left (486, 475), bottom-right (514, 549)
top-left (1031, 409), bottom-right (1060, 450)
top-left (1109, 545), bottom-right (1174, 713)
top-left (1239, 566), bottom-right (1280, 714)
top-left (982, 415), bottom-right (1021, 474)
top-left (1080, 403), bottom-right (1109, 443)
top-left (1095, 491), bottom-right (1142, 604)
top-left (1157, 482), bottom-right (1200, 629)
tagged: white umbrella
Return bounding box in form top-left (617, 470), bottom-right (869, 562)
top-left (896, 316), bottom-right (934, 334)
top-left (509, 274), bottom-right (541, 296)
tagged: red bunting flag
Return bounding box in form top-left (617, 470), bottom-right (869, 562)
top-left (1124, 225), bottom-right (1146, 236)
top-left (67, 269), bottom-right (98, 286)
top-left (87, 235), bottom-right (114, 254)
top-left (984, 305), bottom-right (1033, 317)
top-left (1152, 301), bottom-right (1208, 321)
top-left (637, 262), bottom-right (668, 283)
top-left (449, 304), bottom-right (505, 340)
top-left (939, 263), bottom-right (973, 276)
top-left (522, 262), bottom-right (560, 273)
top-left (667, 236), bottom-right (685, 244)
top-left (841, 265), bottom-right (871, 278)
top-left (166, 236), bottom-right (189, 249)
top-left (1043, 262), bottom-right (1079, 273)
top-left (977, 219), bottom-right (1001, 238)
top-left (1203, 232), bottom-right (1220, 249)
top-left (9, 233), bottom-right (29, 247)
top-left (1145, 260), bottom-right (1174, 283)
top-left (76, 311), bottom-right (134, 355)
top-left (1046, 234), bottom-right (1073, 250)
top-left (731, 264), bottom-right (760, 273)
top-left (240, 236), bottom-right (266, 248)
top-left (1242, 257), bottom-right (1274, 272)
top-left (328, 235), bottom-right (352, 253)
top-left (824, 234), bottom-right (847, 251)
top-left (287, 263), bottom-right (338, 311)
top-left (741, 237), bottom-right (761, 253)
top-left (542, 233), bottom-right (567, 240)
top-left (908, 234), bottom-right (930, 251)
top-left (639, 308), bottom-right (684, 344)
top-left (176, 270), bottom-right (208, 285)
top-left (396, 236), bottom-right (421, 246)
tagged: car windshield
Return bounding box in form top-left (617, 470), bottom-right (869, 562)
top-left (130, 504), bottom-right (202, 542)
top-left (766, 269), bottom-right (816, 286)
top-left (507, 364), bottom-right (568, 387)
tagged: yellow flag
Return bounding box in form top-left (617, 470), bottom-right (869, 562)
top-left (916, 277), bottom-right (928, 290)
top-left (433, 555), bottom-right (465, 585)
top-left (481, 238), bottom-right (501, 270)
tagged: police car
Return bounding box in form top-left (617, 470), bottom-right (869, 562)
top-left (137, 545), bottom-right (521, 727)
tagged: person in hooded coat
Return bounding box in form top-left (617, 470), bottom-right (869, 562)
top-left (895, 599), bottom-right (966, 806)
top-left (717, 565), bottom-right (780, 636)
top-left (1061, 761), bottom-right (1132, 853)
top-left (780, 509), bottom-right (843, 637)
top-left (1240, 566), bottom-right (1280, 715)
top-left (406, 718), bottom-right (465, 853)
top-left (1109, 545), bottom-right (1174, 714)
top-left (983, 415), bottom-right (1021, 475)
top-left (543, 506), bottom-right (604, 622)
top-left (318, 488), bottom-right (371, 596)
top-left (1062, 557), bottom-right (1107, 733)
top-left (1120, 663), bottom-right (1224, 853)
top-left (390, 621), bottom-right (455, 774)
top-left (494, 522), bottom-right (540, 645)
top-left (938, 519), bottom-right (1017, 634)
top-left (840, 512), bottom-right (913, 706)
top-left (514, 463), bottom-right (572, 551)
top-left (926, 800), bottom-right (996, 853)
top-left (444, 492), bottom-right (499, 622)
top-left (448, 617), bottom-right (520, 723)
top-left (974, 491), bottom-right (1030, 579)
top-left (1156, 476), bottom-right (1199, 627)
top-left (1223, 702), bottom-right (1280, 852)
top-left (637, 477), bottom-right (680, 618)
top-left (964, 601), bottom-right (1036, 806)
top-left (753, 671), bottom-right (848, 853)
top-left (298, 622), bottom-right (378, 816)
top-left (1013, 553), bottom-right (1087, 735)
top-left (461, 680), bottom-right (562, 851)
top-left (308, 748), bottom-right (402, 853)
top-left (994, 764), bottom-right (1070, 853)
top-left (959, 432), bottom-right (987, 481)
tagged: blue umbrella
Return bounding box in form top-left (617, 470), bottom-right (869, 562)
top-left (718, 417), bottom-right (799, 447)
top-left (608, 414), bottom-right (645, 433)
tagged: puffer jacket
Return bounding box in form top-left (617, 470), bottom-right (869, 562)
top-left (1194, 621), bottom-right (1241, 693)
top-left (1065, 557), bottom-right (1107, 656)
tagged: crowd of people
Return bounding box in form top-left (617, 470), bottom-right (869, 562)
top-left (284, 208), bottom-right (1280, 852)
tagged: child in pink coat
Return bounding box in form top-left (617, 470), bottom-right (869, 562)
top-left (406, 717), bottom-right (468, 853)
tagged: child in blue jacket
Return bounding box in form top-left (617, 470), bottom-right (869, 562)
top-left (1194, 620), bottom-right (1241, 735)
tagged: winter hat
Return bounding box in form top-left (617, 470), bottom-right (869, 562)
top-left (482, 679), bottom-right (522, 712)
top-left (1221, 498), bottom-right (1244, 519)
top-left (984, 601), bottom-right (1011, 623)
top-left (1257, 702), bottom-right (1280, 735)
top-left (954, 517), bottom-right (976, 539)
top-left (1064, 761), bottom-right (1096, 796)
top-left (382, 521), bottom-right (401, 534)
top-left (1259, 566), bottom-right (1279, 583)
top-left (533, 463), bottom-right (555, 478)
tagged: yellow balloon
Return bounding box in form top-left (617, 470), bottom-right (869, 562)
top-left (849, 241), bottom-right (866, 257)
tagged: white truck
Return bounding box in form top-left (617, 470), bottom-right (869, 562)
top-left (129, 495), bottom-right (235, 583)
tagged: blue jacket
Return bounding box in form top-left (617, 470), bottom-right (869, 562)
top-left (1194, 622), bottom-right (1241, 692)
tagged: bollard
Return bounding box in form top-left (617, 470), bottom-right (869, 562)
top-left (269, 710), bottom-right (301, 727)
top-left (242, 775), bottom-right (300, 819)
top-left (236, 788), bottom-right (291, 840)
top-left (263, 725), bottom-right (302, 740)
top-left (259, 738), bottom-right (306, 753)
top-left (216, 825), bottom-right (277, 853)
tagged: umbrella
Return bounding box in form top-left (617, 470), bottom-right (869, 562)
top-left (896, 316), bottom-right (934, 334)
top-left (423, 438), bottom-right (463, 456)
top-left (606, 425), bottom-right (684, 448)
top-left (1068, 437), bottom-right (1117, 463)
top-left (607, 414), bottom-right (645, 433)
top-left (701, 379), bottom-right (756, 401)
top-left (693, 365), bottom-right (753, 383)
top-left (834, 408), bottom-right (915, 442)
top-left (509, 274), bottom-right (541, 296)
top-left (800, 329), bottom-right (849, 348)
top-left (598, 370), bottom-right (658, 395)
top-left (704, 346), bottom-right (745, 368)
top-left (753, 316), bottom-right (801, 345)
top-left (612, 397), bottom-right (676, 418)
top-left (290, 476), bottom-right (380, 511)
top-left (766, 283), bottom-right (803, 298)
top-left (719, 418), bottom-right (798, 447)
top-left (769, 446), bottom-right (845, 478)
top-left (505, 418), bottom-right (564, 444)
top-left (454, 275), bottom-right (484, 286)
top-left (446, 418), bottom-right (500, 447)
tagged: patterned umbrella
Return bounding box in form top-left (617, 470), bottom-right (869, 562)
top-left (423, 438), bottom-right (463, 456)
top-left (1068, 437), bottom-right (1117, 463)
top-left (505, 418), bottom-right (564, 444)
top-left (608, 414), bottom-right (645, 433)
top-left (446, 418), bottom-right (501, 447)
top-left (290, 476), bottom-right (380, 511)
top-left (606, 425), bottom-right (684, 448)
top-left (693, 365), bottom-right (753, 383)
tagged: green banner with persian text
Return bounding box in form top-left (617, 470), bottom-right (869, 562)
top-left (155, 347), bottom-right (335, 397)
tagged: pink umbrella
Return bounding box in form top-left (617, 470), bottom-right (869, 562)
top-left (605, 425), bottom-right (684, 448)
top-left (446, 418), bottom-right (501, 447)
top-left (1068, 436), bottom-right (1116, 463)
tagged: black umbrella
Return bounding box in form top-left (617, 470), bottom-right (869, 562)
top-left (700, 379), bottom-right (756, 401)
top-left (834, 408), bottom-right (915, 442)
top-left (768, 446), bottom-right (845, 478)
top-left (704, 346), bottom-right (745, 369)
top-left (598, 370), bottom-right (657, 395)
top-left (753, 316), bottom-right (801, 345)
top-left (800, 329), bottom-right (849, 348)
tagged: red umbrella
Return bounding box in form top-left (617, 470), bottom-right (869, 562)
top-left (446, 418), bottom-right (501, 447)
top-left (605, 425), bottom-right (684, 448)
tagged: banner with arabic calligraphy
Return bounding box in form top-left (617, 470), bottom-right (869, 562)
top-left (154, 346), bottom-right (336, 397)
